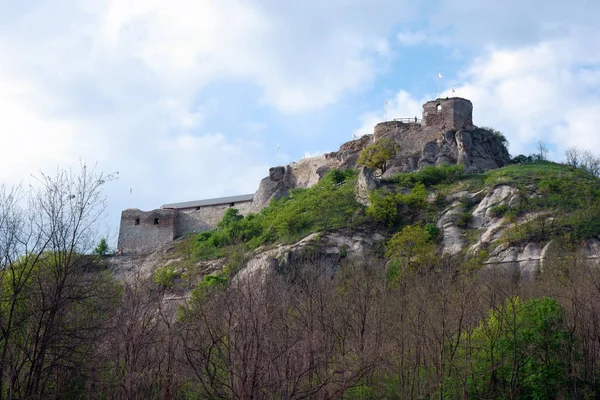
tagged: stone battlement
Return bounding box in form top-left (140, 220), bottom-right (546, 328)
top-left (422, 97), bottom-right (474, 131)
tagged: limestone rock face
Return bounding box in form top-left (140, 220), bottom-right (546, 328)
top-left (417, 128), bottom-right (510, 172)
top-left (436, 201), bottom-right (468, 255)
top-left (355, 167), bottom-right (378, 206)
top-left (470, 185), bottom-right (519, 229)
top-left (233, 231), bottom-right (385, 287)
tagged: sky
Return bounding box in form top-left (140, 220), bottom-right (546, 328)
top-left (1, 0), bottom-right (600, 244)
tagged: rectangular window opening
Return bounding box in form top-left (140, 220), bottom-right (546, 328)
top-left (134, 218), bottom-right (140, 226)
top-left (154, 218), bottom-right (160, 225)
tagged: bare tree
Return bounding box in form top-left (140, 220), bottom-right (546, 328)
top-left (536, 140), bottom-right (548, 161)
top-left (0, 163), bottom-right (119, 399)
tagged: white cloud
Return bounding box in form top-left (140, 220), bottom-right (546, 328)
top-left (356, 38), bottom-right (600, 159)
top-left (98, 0), bottom-right (409, 113)
top-left (0, 0), bottom-right (417, 236)
top-left (449, 39), bottom-right (600, 156)
top-left (0, 76), bottom-right (78, 182)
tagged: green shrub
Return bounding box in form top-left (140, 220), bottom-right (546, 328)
top-left (489, 204), bottom-right (510, 218)
top-left (192, 169), bottom-right (363, 260)
top-left (367, 183), bottom-right (427, 228)
top-left (445, 297), bottom-right (572, 399)
top-left (356, 138), bottom-right (398, 175)
top-left (455, 211), bottom-right (472, 227)
top-left (480, 126), bottom-right (509, 147)
top-left (93, 238), bottom-right (109, 256)
top-left (392, 164), bottom-right (466, 187)
top-left (424, 223), bottom-right (440, 241)
top-left (385, 225), bottom-right (436, 272)
top-left (154, 265), bottom-right (179, 289)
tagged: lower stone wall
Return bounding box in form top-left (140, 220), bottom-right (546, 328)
top-left (117, 209), bottom-right (176, 255)
top-left (175, 200), bottom-right (260, 237)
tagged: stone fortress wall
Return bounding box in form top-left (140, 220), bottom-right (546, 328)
top-left (174, 200), bottom-right (259, 238)
top-left (118, 96), bottom-right (510, 255)
top-left (118, 209), bottom-right (177, 255)
top-left (421, 97), bottom-right (474, 131)
top-left (117, 195), bottom-right (258, 255)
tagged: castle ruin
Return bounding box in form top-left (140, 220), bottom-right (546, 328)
top-left (117, 97), bottom-right (510, 254)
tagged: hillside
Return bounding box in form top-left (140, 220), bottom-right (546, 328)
top-left (100, 158), bottom-right (600, 398)
top-left (5, 96), bottom-right (600, 397)
top-left (125, 160), bottom-right (600, 288)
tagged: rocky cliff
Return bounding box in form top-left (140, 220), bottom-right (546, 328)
top-left (253, 98), bottom-right (510, 209)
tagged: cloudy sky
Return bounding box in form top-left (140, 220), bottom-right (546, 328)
top-left (1, 0), bottom-right (599, 242)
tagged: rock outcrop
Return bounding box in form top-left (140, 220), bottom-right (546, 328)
top-left (233, 231), bottom-right (385, 287)
top-left (253, 97), bottom-right (510, 206)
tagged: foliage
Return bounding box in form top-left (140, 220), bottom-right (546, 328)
top-left (423, 223), bottom-right (440, 242)
top-left (154, 265), bottom-right (179, 289)
top-left (385, 225), bottom-right (436, 272)
top-left (564, 146), bottom-right (600, 177)
top-left (489, 203), bottom-right (510, 218)
top-left (455, 211), bottom-right (472, 227)
top-left (445, 297), bottom-right (572, 399)
top-left (367, 183), bottom-right (427, 228)
top-left (391, 164), bottom-right (466, 187)
top-left (356, 138), bottom-right (398, 175)
top-left (480, 126), bottom-right (509, 147)
top-left (94, 238), bottom-right (109, 256)
top-left (192, 169), bottom-right (363, 260)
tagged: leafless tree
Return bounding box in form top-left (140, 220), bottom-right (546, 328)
top-left (0, 163), bottom-right (119, 399)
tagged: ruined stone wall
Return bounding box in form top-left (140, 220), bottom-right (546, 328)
top-left (175, 201), bottom-right (258, 237)
top-left (117, 209), bottom-right (176, 255)
top-left (422, 98), bottom-right (473, 130)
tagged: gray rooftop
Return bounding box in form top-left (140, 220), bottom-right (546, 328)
top-left (161, 194), bottom-right (254, 210)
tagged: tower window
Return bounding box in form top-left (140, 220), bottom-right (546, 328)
top-left (154, 218), bottom-right (160, 225)
top-left (230, 203), bottom-right (235, 207)
top-left (134, 218), bottom-right (140, 225)
top-left (437, 104), bottom-right (442, 111)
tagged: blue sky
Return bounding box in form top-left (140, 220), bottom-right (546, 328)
top-left (1, 0), bottom-right (600, 243)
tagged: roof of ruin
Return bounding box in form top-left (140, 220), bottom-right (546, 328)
top-left (161, 193), bottom-right (254, 210)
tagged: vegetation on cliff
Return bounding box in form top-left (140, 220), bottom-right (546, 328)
top-left (191, 168), bottom-right (363, 260)
top-left (5, 143), bottom-right (600, 398)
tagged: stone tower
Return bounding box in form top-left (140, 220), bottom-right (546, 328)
top-left (421, 97), bottom-right (474, 131)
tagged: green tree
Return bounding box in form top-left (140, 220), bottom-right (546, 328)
top-left (385, 225), bottom-right (435, 272)
top-left (446, 297), bottom-right (572, 399)
top-left (357, 138), bottom-right (398, 176)
top-left (94, 238), bottom-right (109, 256)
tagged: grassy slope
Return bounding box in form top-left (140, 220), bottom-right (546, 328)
top-left (174, 161), bottom-right (600, 265)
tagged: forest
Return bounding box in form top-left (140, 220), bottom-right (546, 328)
top-left (2, 155), bottom-right (600, 399)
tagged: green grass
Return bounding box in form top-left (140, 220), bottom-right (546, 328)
top-left (188, 162), bottom-right (600, 261)
top-left (191, 169), bottom-right (365, 261)
top-left (483, 161), bottom-right (588, 186)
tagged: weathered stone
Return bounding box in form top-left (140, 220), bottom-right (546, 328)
top-left (355, 167), bottom-right (378, 206)
top-left (117, 208), bottom-right (177, 255)
top-left (422, 97), bottom-right (474, 130)
top-left (437, 201), bottom-right (467, 255)
top-left (232, 231), bottom-right (384, 287)
top-left (269, 166), bottom-right (285, 181)
top-left (470, 185), bottom-right (518, 229)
